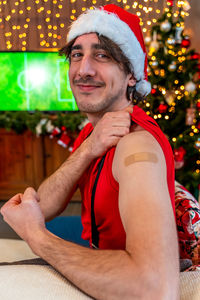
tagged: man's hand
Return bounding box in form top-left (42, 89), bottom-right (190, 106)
top-left (0, 187), bottom-right (46, 243)
top-left (85, 107), bottom-right (133, 158)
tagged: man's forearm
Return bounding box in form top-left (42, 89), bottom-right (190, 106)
top-left (29, 230), bottom-right (178, 300)
top-left (38, 139), bottom-right (95, 220)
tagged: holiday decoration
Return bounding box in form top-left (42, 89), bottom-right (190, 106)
top-left (146, 1), bottom-right (200, 194)
top-left (144, 36), bottom-right (151, 46)
top-left (158, 103), bottom-right (168, 114)
top-left (57, 131), bottom-right (71, 148)
top-left (151, 60), bottom-right (159, 69)
top-left (181, 37), bottom-right (191, 48)
top-left (197, 100), bottom-right (200, 111)
top-left (168, 62), bottom-right (177, 72)
top-left (50, 127), bottom-right (61, 139)
top-left (165, 91), bottom-right (175, 105)
top-left (185, 81), bottom-right (196, 93)
top-left (160, 20), bottom-right (171, 32)
top-left (175, 25), bottom-right (184, 44)
top-left (195, 138), bottom-right (200, 149)
top-left (166, 37), bottom-right (176, 47)
top-left (174, 147), bottom-right (186, 170)
top-left (186, 107), bottom-right (196, 125)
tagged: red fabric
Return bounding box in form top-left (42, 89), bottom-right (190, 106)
top-left (102, 4), bottom-right (149, 81)
top-left (72, 106), bottom-right (175, 249)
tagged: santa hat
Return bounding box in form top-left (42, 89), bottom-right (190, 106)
top-left (67, 4), bottom-right (151, 98)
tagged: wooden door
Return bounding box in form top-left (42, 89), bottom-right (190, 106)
top-left (0, 129), bottom-right (44, 200)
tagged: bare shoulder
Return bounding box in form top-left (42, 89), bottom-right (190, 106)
top-left (112, 126), bottom-right (166, 182)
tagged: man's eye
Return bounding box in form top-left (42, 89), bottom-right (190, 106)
top-left (71, 52), bottom-right (82, 60)
top-left (96, 53), bottom-right (110, 60)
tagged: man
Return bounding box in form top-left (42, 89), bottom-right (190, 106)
top-left (1, 4), bottom-right (179, 300)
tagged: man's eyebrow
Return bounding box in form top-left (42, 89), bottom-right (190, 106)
top-left (92, 44), bottom-right (107, 50)
top-left (71, 44), bottom-right (107, 51)
top-left (71, 44), bottom-right (82, 51)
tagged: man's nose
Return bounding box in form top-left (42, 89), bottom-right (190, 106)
top-left (78, 56), bottom-right (96, 78)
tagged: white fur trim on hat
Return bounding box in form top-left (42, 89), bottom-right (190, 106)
top-left (67, 8), bottom-right (150, 97)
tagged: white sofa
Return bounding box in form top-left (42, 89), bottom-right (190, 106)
top-left (0, 239), bottom-right (200, 300)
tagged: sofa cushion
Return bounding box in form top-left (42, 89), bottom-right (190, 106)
top-left (175, 182), bottom-right (200, 264)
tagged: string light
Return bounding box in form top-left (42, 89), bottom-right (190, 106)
top-left (0, 0), bottom-right (192, 51)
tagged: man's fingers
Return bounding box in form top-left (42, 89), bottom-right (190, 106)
top-left (124, 105), bottom-right (133, 114)
top-left (22, 187), bottom-right (39, 202)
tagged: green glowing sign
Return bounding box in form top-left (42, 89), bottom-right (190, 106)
top-left (0, 52), bottom-right (78, 111)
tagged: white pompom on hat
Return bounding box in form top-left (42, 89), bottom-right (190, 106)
top-left (67, 4), bottom-right (151, 98)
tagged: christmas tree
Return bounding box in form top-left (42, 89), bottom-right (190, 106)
top-left (144, 0), bottom-right (200, 197)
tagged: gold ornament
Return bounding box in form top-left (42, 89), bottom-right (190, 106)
top-left (165, 91), bottom-right (175, 105)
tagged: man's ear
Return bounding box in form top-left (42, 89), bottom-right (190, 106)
top-left (128, 74), bottom-right (136, 87)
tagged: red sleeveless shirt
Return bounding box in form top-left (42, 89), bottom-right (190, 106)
top-left (72, 106), bottom-right (175, 249)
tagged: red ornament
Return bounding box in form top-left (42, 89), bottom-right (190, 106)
top-left (197, 101), bottom-right (200, 111)
top-left (181, 38), bottom-right (191, 49)
top-left (174, 146), bottom-right (186, 162)
top-left (168, 0), bottom-right (174, 6)
top-left (158, 103), bottom-right (168, 113)
top-left (151, 88), bottom-right (157, 95)
top-left (61, 126), bottom-right (66, 132)
top-left (191, 53), bottom-right (200, 60)
top-left (197, 122), bottom-right (200, 130)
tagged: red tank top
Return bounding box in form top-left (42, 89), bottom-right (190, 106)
top-left (72, 106), bottom-right (175, 249)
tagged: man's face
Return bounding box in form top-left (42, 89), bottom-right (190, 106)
top-left (68, 33), bottom-right (133, 114)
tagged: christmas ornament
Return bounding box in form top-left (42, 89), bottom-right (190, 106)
top-left (158, 103), bottom-right (168, 113)
top-left (35, 118), bottom-right (48, 136)
top-left (166, 37), bottom-right (176, 47)
top-left (144, 35), bottom-right (151, 46)
top-left (175, 26), bottom-right (184, 44)
top-left (191, 53), bottom-right (200, 60)
top-left (151, 88), bottom-right (157, 95)
top-left (197, 122), bottom-right (200, 130)
top-left (185, 81), bottom-right (196, 93)
top-left (182, 0), bottom-right (191, 11)
top-left (149, 31), bottom-right (159, 53)
top-left (196, 100), bottom-right (200, 111)
top-left (186, 107), bottom-right (196, 125)
top-left (181, 37), bottom-right (191, 48)
top-left (49, 127), bottom-right (61, 139)
top-left (45, 120), bottom-right (54, 133)
top-left (168, 61), bottom-right (177, 72)
top-left (57, 131), bottom-right (71, 148)
top-left (167, 0), bottom-right (173, 6)
top-left (195, 138), bottom-right (200, 149)
top-left (174, 146), bottom-right (186, 170)
top-left (151, 61), bottom-right (159, 69)
top-left (78, 118), bottom-right (89, 130)
top-left (149, 41), bottom-right (159, 53)
top-left (165, 91), bottom-right (175, 105)
top-left (160, 20), bottom-right (171, 32)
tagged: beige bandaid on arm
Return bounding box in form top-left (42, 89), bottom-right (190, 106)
top-left (124, 152), bottom-right (158, 166)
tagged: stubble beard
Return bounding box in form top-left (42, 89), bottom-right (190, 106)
top-left (74, 86), bottom-right (126, 114)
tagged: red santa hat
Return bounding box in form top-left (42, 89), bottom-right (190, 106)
top-left (67, 4), bottom-right (151, 98)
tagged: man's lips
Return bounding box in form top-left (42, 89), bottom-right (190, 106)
top-left (77, 84), bottom-right (102, 92)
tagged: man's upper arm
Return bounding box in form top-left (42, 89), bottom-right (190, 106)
top-left (112, 130), bottom-right (179, 277)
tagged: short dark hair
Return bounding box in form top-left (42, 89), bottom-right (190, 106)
top-left (59, 34), bottom-right (143, 104)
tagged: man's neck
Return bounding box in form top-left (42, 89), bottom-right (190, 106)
top-left (86, 102), bottom-right (134, 127)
